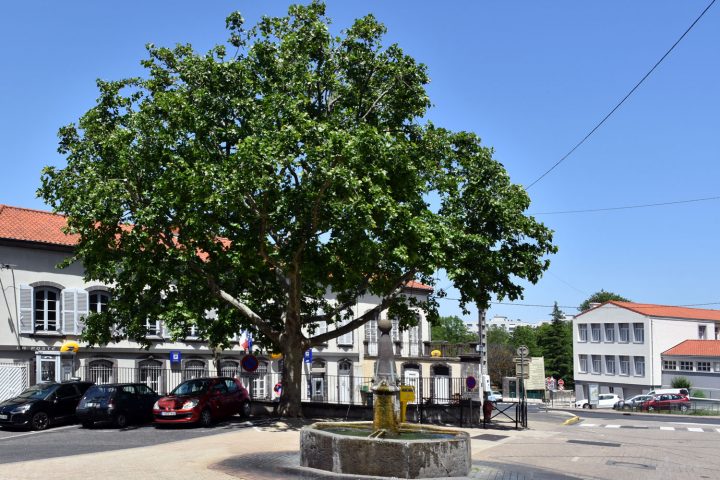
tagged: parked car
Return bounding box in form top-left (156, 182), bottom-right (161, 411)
top-left (574, 393), bottom-right (621, 409)
top-left (153, 377), bottom-right (250, 427)
top-left (646, 388), bottom-right (689, 397)
top-left (642, 394), bottom-right (690, 412)
top-left (77, 383), bottom-right (159, 428)
top-left (613, 394), bottom-right (652, 410)
top-left (0, 381), bottom-right (93, 430)
top-left (487, 391), bottom-right (503, 403)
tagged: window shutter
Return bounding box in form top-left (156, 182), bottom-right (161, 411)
top-left (18, 285), bottom-right (33, 333)
top-left (75, 290), bottom-right (88, 334)
top-left (62, 290), bottom-right (76, 334)
top-left (337, 320), bottom-right (353, 346)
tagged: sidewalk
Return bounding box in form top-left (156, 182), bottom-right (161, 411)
top-left (0, 419), bottom-right (566, 480)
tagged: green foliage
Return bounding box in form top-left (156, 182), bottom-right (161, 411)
top-left (670, 376), bottom-right (692, 389)
top-left (431, 315), bottom-right (476, 343)
top-left (37, 2), bottom-right (556, 415)
top-left (536, 302), bottom-right (573, 386)
top-left (509, 326), bottom-right (540, 356)
top-left (487, 326), bottom-right (510, 346)
top-left (578, 289), bottom-right (630, 312)
top-left (691, 389), bottom-right (706, 399)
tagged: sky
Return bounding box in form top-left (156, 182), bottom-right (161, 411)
top-left (1, 1), bottom-right (718, 325)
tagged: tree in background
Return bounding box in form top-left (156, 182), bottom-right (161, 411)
top-left (487, 343), bottom-right (515, 386)
top-left (509, 325), bottom-right (540, 356)
top-left (431, 315), bottom-right (477, 343)
top-left (39, 2), bottom-right (556, 417)
top-left (578, 290), bottom-right (630, 312)
top-left (536, 302), bottom-right (573, 386)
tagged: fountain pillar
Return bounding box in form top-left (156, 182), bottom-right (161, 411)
top-left (372, 316), bottom-right (400, 436)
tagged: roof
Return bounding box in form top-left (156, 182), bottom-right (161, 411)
top-left (662, 340), bottom-right (720, 357)
top-left (0, 204), bottom-right (78, 247)
top-left (0, 204), bottom-right (433, 292)
top-left (580, 301), bottom-right (720, 322)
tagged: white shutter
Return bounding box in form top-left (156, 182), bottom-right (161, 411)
top-left (18, 285), bottom-right (33, 333)
top-left (75, 290), bottom-right (88, 334)
top-left (62, 290), bottom-right (76, 334)
top-left (337, 320), bottom-right (353, 346)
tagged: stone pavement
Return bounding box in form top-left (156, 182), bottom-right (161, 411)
top-left (4, 412), bottom-right (712, 480)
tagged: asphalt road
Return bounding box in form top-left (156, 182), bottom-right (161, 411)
top-left (0, 416), bottom-right (269, 464)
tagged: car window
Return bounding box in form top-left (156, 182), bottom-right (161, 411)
top-left (212, 382), bottom-right (228, 394)
top-left (225, 379), bottom-right (239, 393)
top-left (56, 384), bottom-right (78, 399)
top-left (17, 384), bottom-right (57, 400)
top-left (172, 379), bottom-right (210, 395)
top-left (135, 384), bottom-right (155, 396)
top-left (121, 385), bottom-right (136, 394)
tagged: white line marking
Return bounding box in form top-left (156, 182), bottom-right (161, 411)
top-left (571, 457), bottom-right (579, 462)
top-left (688, 427), bottom-right (704, 432)
top-left (716, 428), bottom-right (720, 434)
top-left (0, 424), bottom-right (76, 441)
top-left (605, 425), bottom-right (621, 429)
top-left (579, 424), bottom-right (597, 427)
top-left (660, 427), bottom-right (675, 431)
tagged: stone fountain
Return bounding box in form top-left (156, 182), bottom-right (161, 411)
top-left (300, 317), bottom-right (471, 478)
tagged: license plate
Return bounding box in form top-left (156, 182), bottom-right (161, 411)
top-left (0, 414), bottom-right (7, 420)
top-left (85, 403), bottom-right (98, 408)
top-left (160, 411), bottom-right (176, 416)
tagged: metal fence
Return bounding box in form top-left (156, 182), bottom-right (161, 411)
top-left (0, 363), bottom-right (30, 402)
top-left (74, 365), bottom-right (473, 405)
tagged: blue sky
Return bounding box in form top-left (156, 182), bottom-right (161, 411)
top-left (1, 1), bottom-right (718, 324)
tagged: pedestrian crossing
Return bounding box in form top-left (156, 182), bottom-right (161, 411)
top-left (576, 423), bottom-right (720, 433)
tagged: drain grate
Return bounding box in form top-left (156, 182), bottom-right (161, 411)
top-left (607, 460), bottom-right (656, 470)
top-left (472, 434), bottom-right (509, 441)
top-left (567, 439), bottom-right (621, 447)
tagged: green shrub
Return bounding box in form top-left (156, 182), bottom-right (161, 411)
top-left (692, 389), bottom-right (706, 398)
top-left (671, 376), bottom-right (691, 389)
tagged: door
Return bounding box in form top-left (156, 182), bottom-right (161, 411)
top-left (404, 369), bottom-right (420, 404)
top-left (337, 360), bottom-right (352, 404)
top-left (37, 354), bottom-right (59, 383)
top-left (53, 384), bottom-right (80, 421)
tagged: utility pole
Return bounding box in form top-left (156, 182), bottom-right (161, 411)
top-left (477, 307), bottom-right (487, 388)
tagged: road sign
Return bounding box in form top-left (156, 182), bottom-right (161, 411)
top-left (516, 345), bottom-right (529, 357)
top-left (466, 376), bottom-right (477, 390)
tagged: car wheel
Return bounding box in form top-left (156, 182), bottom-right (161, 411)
top-left (31, 411), bottom-right (50, 431)
top-left (199, 409), bottom-right (213, 428)
top-left (81, 421), bottom-right (94, 429)
top-left (114, 413), bottom-right (128, 429)
top-left (240, 401), bottom-right (251, 418)
top-left (582, 403), bottom-right (588, 409)
top-left (680, 404), bottom-right (689, 412)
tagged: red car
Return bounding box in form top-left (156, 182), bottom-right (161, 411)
top-left (153, 377), bottom-right (250, 426)
top-left (642, 393), bottom-right (690, 412)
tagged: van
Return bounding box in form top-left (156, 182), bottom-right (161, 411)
top-left (646, 388), bottom-right (688, 397)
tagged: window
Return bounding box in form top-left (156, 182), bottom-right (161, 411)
top-left (697, 361), bottom-right (711, 372)
top-left (604, 324), bottom-right (615, 342)
top-left (633, 356), bottom-right (645, 376)
top-left (251, 361), bottom-right (269, 399)
top-left (680, 361), bottom-right (693, 371)
top-left (591, 355), bottom-right (601, 374)
top-left (605, 356), bottom-right (616, 375)
top-left (578, 324), bottom-right (588, 342)
top-left (35, 287), bottom-right (60, 332)
top-left (699, 325), bottom-right (707, 340)
top-left (183, 360), bottom-right (206, 380)
top-left (618, 323), bottom-right (630, 342)
top-left (578, 355), bottom-right (588, 373)
top-left (89, 291), bottom-right (110, 313)
top-left (714, 363), bottom-right (720, 372)
top-left (663, 360), bottom-right (677, 370)
top-left (409, 325), bottom-right (420, 356)
top-left (219, 360), bottom-right (240, 378)
top-left (391, 318), bottom-right (400, 342)
top-left (88, 359), bottom-right (114, 384)
top-left (619, 356), bottom-right (630, 375)
top-left (590, 324), bottom-right (601, 342)
top-left (336, 319), bottom-right (353, 346)
top-left (633, 323), bottom-right (644, 343)
top-left (365, 317), bottom-right (378, 356)
top-left (138, 359), bottom-right (163, 393)
top-left (145, 318), bottom-right (161, 336)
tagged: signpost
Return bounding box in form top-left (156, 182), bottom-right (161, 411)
top-left (516, 345), bottom-right (529, 428)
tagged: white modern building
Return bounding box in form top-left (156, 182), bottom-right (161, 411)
top-left (573, 301), bottom-right (720, 401)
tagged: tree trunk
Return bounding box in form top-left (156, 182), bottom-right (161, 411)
top-left (276, 315), bottom-right (306, 417)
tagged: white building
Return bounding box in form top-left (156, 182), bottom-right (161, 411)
top-left (0, 204), bottom-right (470, 404)
top-left (573, 301), bottom-right (720, 401)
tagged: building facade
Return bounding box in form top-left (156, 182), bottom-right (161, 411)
top-left (573, 301), bottom-right (720, 401)
top-left (0, 204), bottom-right (477, 404)
top-left (661, 340), bottom-right (720, 399)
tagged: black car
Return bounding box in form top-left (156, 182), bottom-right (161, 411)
top-left (77, 383), bottom-right (159, 428)
top-left (0, 381), bottom-right (93, 430)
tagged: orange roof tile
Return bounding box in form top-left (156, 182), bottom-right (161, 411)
top-left (404, 280), bottom-right (433, 292)
top-left (579, 301), bottom-right (720, 322)
top-left (0, 204), bottom-right (78, 246)
top-left (662, 340), bottom-right (720, 357)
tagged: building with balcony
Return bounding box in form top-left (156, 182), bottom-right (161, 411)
top-left (573, 301), bottom-right (720, 401)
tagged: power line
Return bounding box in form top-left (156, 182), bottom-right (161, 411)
top-left (530, 194), bottom-right (720, 215)
top-left (525, 0), bottom-right (717, 190)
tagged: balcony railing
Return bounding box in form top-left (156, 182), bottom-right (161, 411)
top-left (363, 341), bottom-right (480, 358)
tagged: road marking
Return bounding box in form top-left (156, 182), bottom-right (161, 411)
top-left (688, 427), bottom-right (704, 433)
top-left (660, 427), bottom-right (675, 431)
top-left (605, 425), bottom-right (621, 428)
top-left (716, 428), bottom-right (720, 434)
top-left (0, 424), bottom-right (76, 441)
top-left (579, 424), bottom-right (597, 427)
top-left (571, 457), bottom-right (579, 462)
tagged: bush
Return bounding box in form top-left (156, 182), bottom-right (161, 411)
top-left (692, 389), bottom-right (706, 398)
top-left (671, 376), bottom-right (691, 389)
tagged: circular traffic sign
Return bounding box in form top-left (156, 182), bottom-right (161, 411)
top-left (516, 345), bottom-right (529, 357)
top-left (466, 376), bottom-right (477, 390)
top-left (241, 354), bottom-right (259, 372)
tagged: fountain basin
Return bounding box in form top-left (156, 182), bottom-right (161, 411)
top-left (300, 421), bottom-right (471, 478)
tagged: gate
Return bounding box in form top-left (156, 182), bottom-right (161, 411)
top-left (0, 363), bottom-right (29, 402)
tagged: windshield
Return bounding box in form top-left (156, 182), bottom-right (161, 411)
top-left (171, 379), bottom-right (210, 396)
top-left (16, 383), bottom-right (57, 400)
top-left (83, 386), bottom-right (117, 398)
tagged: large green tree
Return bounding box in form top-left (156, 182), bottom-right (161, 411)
top-left (39, 2), bottom-right (556, 416)
top-left (537, 302), bottom-right (573, 386)
top-left (431, 315), bottom-right (477, 344)
top-left (578, 290), bottom-right (630, 312)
